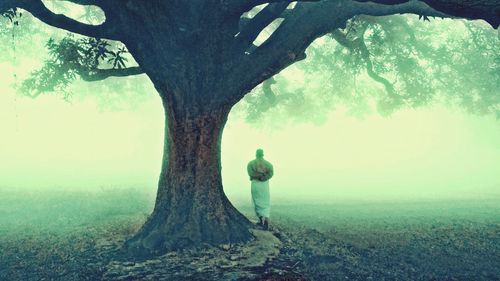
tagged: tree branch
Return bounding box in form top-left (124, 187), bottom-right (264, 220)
top-left (349, 0), bottom-right (449, 18)
top-left (354, 0), bottom-right (500, 28)
top-left (330, 28), bottom-right (397, 97)
top-left (8, 0), bottom-right (118, 39)
top-left (79, 66), bottom-right (144, 82)
top-left (56, 0), bottom-right (100, 6)
top-left (230, 0), bottom-right (449, 101)
top-left (231, 2), bottom-right (344, 98)
top-left (228, 0), bottom-right (320, 15)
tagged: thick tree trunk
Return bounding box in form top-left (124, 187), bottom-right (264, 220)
top-left (125, 99), bottom-right (253, 257)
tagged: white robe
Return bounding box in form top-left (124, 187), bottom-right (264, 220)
top-left (251, 179), bottom-right (271, 218)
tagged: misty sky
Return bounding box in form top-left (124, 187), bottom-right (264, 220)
top-left (1, 71), bottom-right (498, 203)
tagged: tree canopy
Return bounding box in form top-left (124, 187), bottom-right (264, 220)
top-left (2, 2), bottom-right (498, 124)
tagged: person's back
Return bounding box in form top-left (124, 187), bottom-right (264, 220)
top-left (247, 158), bottom-right (274, 182)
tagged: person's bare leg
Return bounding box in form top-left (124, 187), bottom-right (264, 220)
top-left (263, 217), bottom-right (269, 230)
top-left (258, 216), bottom-right (263, 226)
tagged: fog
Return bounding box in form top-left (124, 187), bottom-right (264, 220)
top-left (1, 79), bottom-right (498, 204)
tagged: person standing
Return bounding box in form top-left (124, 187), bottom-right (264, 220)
top-left (247, 148), bottom-right (274, 230)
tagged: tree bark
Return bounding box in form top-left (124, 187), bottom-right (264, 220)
top-left (124, 98), bottom-right (253, 257)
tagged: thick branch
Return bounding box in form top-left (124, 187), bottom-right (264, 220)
top-left (80, 66), bottom-right (144, 82)
top-left (354, 0), bottom-right (500, 28)
top-left (8, 0), bottom-right (117, 39)
top-left (231, 0), bottom-right (448, 101)
top-left (57, 0), bottom-right (100, 5)
top-left (228, 0), bottom-right (320, 15)
top-left (349, 0), bottom-right (449, 18)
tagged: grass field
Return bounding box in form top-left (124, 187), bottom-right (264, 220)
top-left (0, 188), bottom-right (499, 280)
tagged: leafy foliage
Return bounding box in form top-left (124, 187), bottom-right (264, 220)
top-left (0, 8), bottom-right (148, 110)
top-left (1, 8), bottom-right (20, 24)
top-left (5, 8), bottom-right (499, 123)
top-left (108, 47), bottom-right (129, 69)
top-left (241, 15), bottom-right (499, 124)
top-left (21, 35), bottom-right (131, 98)
top-left (0, 9), bottom-right (53, 63)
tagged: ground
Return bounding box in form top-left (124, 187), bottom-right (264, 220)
top-left (0, 188), bottom-right (499, 280)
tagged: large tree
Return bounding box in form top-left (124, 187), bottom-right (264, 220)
top-left (1, 0), bottom-right (498, 256)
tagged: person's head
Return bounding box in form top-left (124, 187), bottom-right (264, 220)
top-left (256, 148), bottom-right (264, 158)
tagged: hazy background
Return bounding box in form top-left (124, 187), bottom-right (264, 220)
top-left (1, 73), bottom-right (498, 204)
top-left (0, 7), bottom-right (499, 206)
